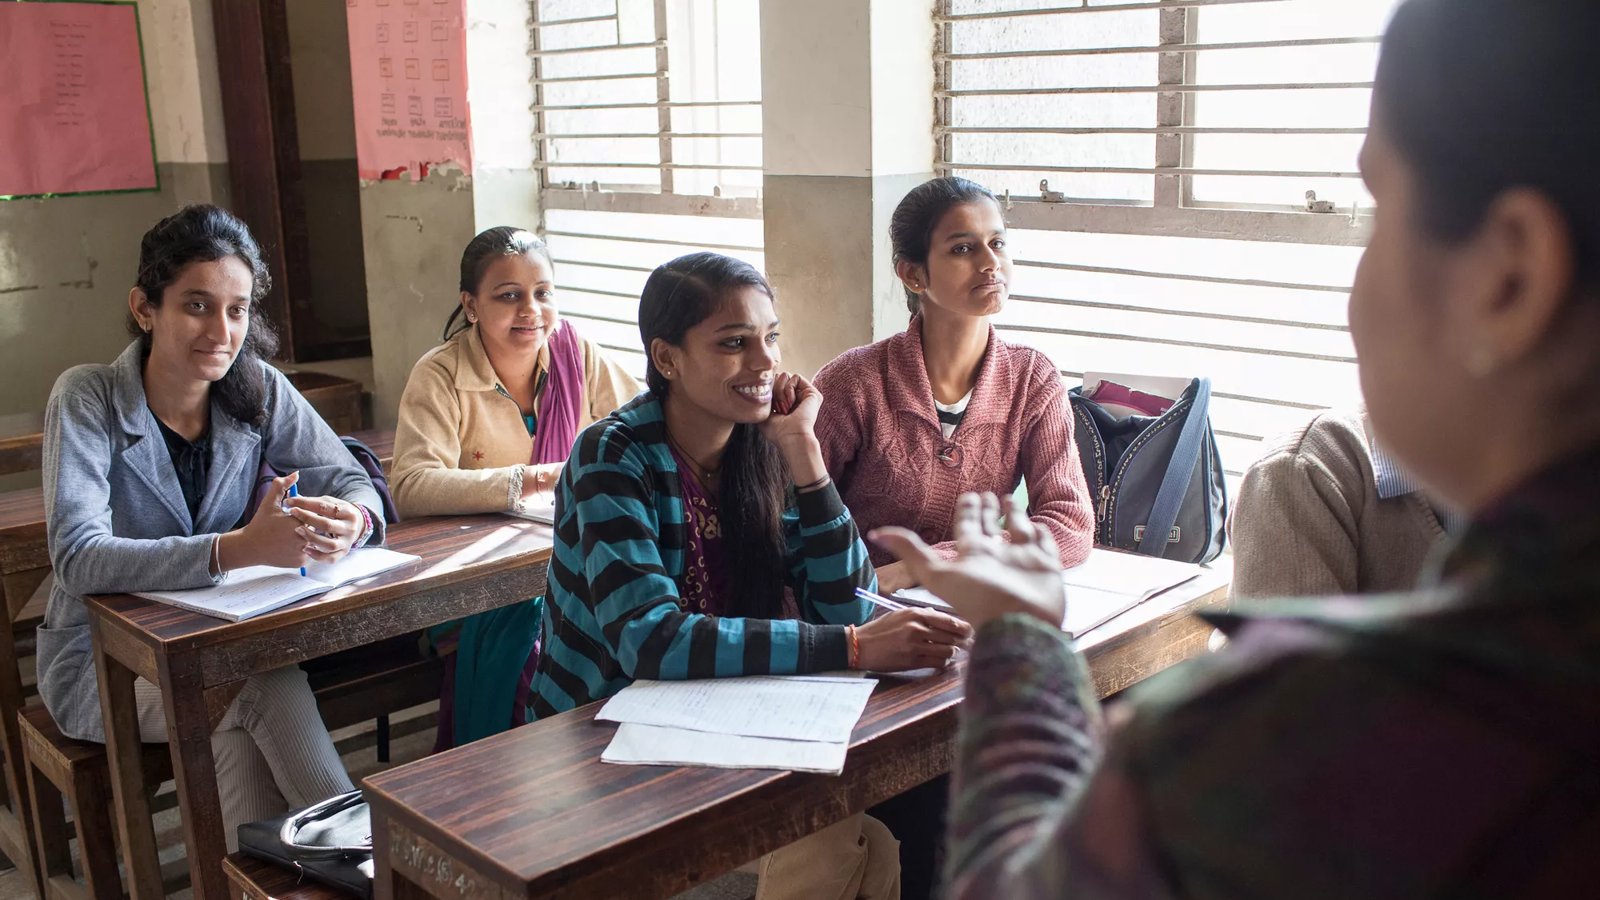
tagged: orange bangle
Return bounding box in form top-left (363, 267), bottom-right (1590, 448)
top-left (847, 624), bottom-right (860, 669)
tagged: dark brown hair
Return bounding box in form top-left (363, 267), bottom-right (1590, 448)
top-left (638, 252), bottom-right (789, 618)
top-left (130, 205), bottom-right (278, 426)
top-left (889, 176), bottom-right (1003, 316)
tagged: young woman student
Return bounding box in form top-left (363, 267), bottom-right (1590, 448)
top-left (389, 226), bottom-right (639, 748)
top-left (875, 0), bottom-right (1600, 895)
top-left (812, 175), bottom-right (1096, 897)
top-left (37, 205), bottom-right (379, 847)
top-left (813, 176), bottom-right (1095, 597)
top-left (531, 252), bottom-right (971, 900)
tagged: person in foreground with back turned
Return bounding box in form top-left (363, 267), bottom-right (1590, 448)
top-left (874, 0), bottom-right (1600, 894)
top-left (534, 251), bottom-right (972, 899)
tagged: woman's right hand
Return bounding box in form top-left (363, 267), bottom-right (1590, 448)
top-left (855, 607), bottom-right (973, 671)
top-left (218, 472), bottom-right (314, 572)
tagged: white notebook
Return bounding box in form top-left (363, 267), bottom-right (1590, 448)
top-left (132, 547), bottom-right (419, 622)
top-left (503, 492), bottom-right (557, 524)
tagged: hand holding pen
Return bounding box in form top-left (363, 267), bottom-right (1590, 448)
top-left (215, 471), bottom-right (315, 573)
top-left (849, 585), bottom-right (973, 671)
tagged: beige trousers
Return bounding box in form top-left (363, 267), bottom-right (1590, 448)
top-left (134, 665), bottom-right (355, 852)
top-left (755, 813), bottom-right (901, 900)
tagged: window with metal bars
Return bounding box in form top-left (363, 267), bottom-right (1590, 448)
top-left (936, 0), bottom-right (1402, 495)
top-left (532, 0), bottom-right (763, 378)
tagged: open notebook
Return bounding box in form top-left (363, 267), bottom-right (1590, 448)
top-left (894, 547), bottom-right (1203, 637)
top-left (132, 547), bottom-right (419, 622)
top-left (503, 492), bottom-right (556, 525)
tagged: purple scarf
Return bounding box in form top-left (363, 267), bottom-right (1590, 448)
top-left (530, 320), bottom-right (584, 465)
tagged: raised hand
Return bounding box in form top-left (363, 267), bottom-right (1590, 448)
top-left (871, 492), bottom-right (1066, 631)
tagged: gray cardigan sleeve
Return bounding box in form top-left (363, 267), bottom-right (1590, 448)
top-left (44, 374), bottom-right (219, 597)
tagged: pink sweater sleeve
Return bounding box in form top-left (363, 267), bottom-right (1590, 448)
top-left (813, 354), bottom-right (866, 488)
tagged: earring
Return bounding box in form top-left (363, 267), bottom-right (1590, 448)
top-left (466, 313), bottom-right (477, 323)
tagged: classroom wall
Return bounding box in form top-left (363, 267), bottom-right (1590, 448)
top-left (0, 0), bottom-right (230, 420)
top-left (759, 0), bottom-right (936, 379)
top-left (286, 0), bottom-right (371, 341)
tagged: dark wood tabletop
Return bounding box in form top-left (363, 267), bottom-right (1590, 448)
top-left (364, 566), bottom-right (1231, 900)
top-left (85, 513), bottom-right (554, 900)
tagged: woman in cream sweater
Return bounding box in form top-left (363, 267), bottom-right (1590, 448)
top-left (391, 226), bottom-right (639, 747)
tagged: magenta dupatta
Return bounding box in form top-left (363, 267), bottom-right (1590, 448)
top-left (531, 321), bottom-right (584, 465)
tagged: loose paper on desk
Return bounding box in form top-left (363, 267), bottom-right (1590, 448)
top-left (602, 723), bottom-right (850, 774)
top-left (894, 547), bottom-right (1202, 637)
top-left (132, 547), bottom-right (419, 622)
top-left (596, 675), bottom-right (876, 743)
top-left (504, 492), bottom-right (556, 524)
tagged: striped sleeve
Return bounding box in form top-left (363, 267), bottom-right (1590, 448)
top-left (784, 482), bottom-right (875, 637)
top-left (560, 432), bottom-right (862, 683)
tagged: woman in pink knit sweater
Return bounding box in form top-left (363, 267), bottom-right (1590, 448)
top-left (813, 175), bottom-right (1097, 898)
top-left (814, 176), bottom-right (1095, 597)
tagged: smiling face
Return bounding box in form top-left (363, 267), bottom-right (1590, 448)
top-left (652, 285), bottom-right (780, 427)
top-left (901, 199), bottom-right (1012, 321)
top-left (131, 256), bottom-right (254, 385)
top-left (462, 251), bottom-right (559, 364)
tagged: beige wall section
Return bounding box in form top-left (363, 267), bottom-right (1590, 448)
top-left (359, 174), bottom-right (475, 429)
top-left (0, 163), bottom-right (230, 418)
top-left (140, 0), bottom-right (229, 163)
top-left (760, 0), bottom-right (936, 376)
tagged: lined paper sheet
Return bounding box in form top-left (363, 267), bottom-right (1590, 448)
top-left (595, 675), bottom-right (877, 743)
top-left (893, 548), bottom-right (1204, 636)
top-left (602, 723), bottom-right (850, 774)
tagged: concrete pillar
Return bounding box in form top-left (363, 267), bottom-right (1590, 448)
top-left (356, 0), bottom-right (539, 428)
top-left (759, 0), bottom-right (935, 378)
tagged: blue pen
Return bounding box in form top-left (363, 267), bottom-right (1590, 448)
top-left (286, 482), bottom-right (307, 576)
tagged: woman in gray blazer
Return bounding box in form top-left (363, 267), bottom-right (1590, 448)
top-left (37, 205), bottom-right (385, 848)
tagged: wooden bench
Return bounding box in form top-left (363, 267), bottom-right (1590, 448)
top-left (18, 703), bottom-right (174, 900)
top-left (16, 638), bottom-right (440, 900)
top-left (0, 410), bottom-right (46, 478)
top-left (224, 852), bottom-right (347, 900)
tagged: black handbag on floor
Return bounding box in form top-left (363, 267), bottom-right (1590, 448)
top-left (239, 789), bottom-right (374, 898)
top-left (1068, 377), bottom-right (1227, 564)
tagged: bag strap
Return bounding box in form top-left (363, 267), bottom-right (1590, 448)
top-left (278, 789), bottom-right (371, 859)
top-left (1136, 377), bottom-right (1210, 556)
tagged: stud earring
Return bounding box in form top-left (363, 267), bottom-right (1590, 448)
top-left (466, 313), bottom-right (477, 323)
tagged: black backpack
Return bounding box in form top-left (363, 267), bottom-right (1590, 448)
top-left (1068, 377), bottom-right (1227, 564)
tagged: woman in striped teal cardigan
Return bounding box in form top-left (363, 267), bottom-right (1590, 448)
top-left (530, 252), bottom-right (971, 719)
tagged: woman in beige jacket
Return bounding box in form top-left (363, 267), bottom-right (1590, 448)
top-left (391, 226), bottom-right (639, 748)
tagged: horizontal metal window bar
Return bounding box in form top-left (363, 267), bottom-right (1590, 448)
top-left (1010, 259), bottom-right (1350, 294)
top-left (950, 162), bottom-right (1360, 178)
top-left (551, 258), bottom-right (658, 274)
top-left (536, 161), bottom-right (763, 171)
top-left (1007, 293), bottom-right (1350, 332)
top-left (1214, 429), bottom-right (1266, 443)
top-left (940, 82), bottom-right (1372, 97)
top-left (939, 0), bottom-right (1289, 22)
top-left (938, 35), bottom-right (1379, 61)
top-left (536, 131), bottom-right (762, 140)
top-left (545, 229), bottom-right (763, 254)
top-left (939, 125), bottom-right (1367, 136)
top-left (535, 71), bottom-right (658, 85)
top-left (1002, 323), bottom-right (1357, 363)
top-left (597, 341), bottom-right (647, 357)
top-left (528, 40), bottom-right (662, 58)
top-left (532, 99), bottom-right (761, 111)
top-left (1058, 370), bottom-right (1334, 412)
top-left (557, 309), bottom-right (639, 328)
top-left (559, 286), bottom-right (640, 302)
top-left (541, 187), bottom-right (764, 219)
top-left (531, 14), bottom-right (619, 29)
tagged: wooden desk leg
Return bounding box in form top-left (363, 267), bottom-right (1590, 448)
top-left (0, 595), bottom-right (41, 897)
top-left (159, 654), bottom-right (231, 900)
top-left (372, 801), bottom-right (395, 900)
top-left (91, 625), bottom-right (164, 900)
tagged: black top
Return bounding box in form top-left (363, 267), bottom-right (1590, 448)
top-left (152, 413), bottom-right (211, 522)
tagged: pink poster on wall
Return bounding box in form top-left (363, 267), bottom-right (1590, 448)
top-left (0, 1), bottom-right (158, 198)
top-left (345, 0), bottom-right (472, 180)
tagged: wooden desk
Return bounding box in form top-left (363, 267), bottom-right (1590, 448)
top-left (0, 485), bottom-right (50, 884)
top-left (364, 568), bottom-right (1231, 900)
top-left (0, 411), bottom-right (46, 477)
top-left (85, 515), bottom-right (554, 900)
